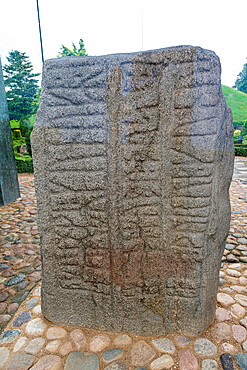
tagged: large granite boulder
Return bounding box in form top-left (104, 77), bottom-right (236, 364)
top-left (32, 46), bottom-right (234, 336)
top-left (0, 57), bottom-right (20, 206)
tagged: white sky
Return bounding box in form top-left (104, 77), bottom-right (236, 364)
top-left (0, 0), bottom-right (246, 87)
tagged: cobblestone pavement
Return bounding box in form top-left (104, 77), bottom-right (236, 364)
top-left (0, 161), bottom-right (247, 369)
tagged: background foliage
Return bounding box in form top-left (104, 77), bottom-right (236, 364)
top-left (57, 39), bottom-right (87, 57)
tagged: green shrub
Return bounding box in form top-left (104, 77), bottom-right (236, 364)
top-left (235, 146), bottom-right (247, 157)
top-left (14, 152), bottom-right (33, 173)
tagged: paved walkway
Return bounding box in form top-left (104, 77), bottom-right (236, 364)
top-left (0, 160), bottom-right (247, 369)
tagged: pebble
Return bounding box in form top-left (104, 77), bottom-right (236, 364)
top-left (102, 348), bottom-right (124, 363)
top-left (237, 245), bottom-right (247, 251)
top-left (221, 342), bottom-right (237, 354)
top-left (178, 349), bottom-right (198, 370)
top-left (230, 285), bottom-right (246, 293)
top-left (0, 264), bottom-right (10, 271)
top-left (237, 238), bottom-right (247, 244)
top-left (32, 305), bottom-right (41, 314)
top-left (240, 256), bottom-right (247, 262)
top-left (26, 318), bottom-right (46, 335)
top-left (225, 244), bottom-right (235, 250)
top-left (26, 297), bottom-right (38, 309)
top-left (90, 334), bottom-right (110, 352)
top-left (217, 293), bottom-right (235, 307)
top-left (30, 355), bottom-right (61, 370)
top-left (114, 334), bottom-right (132, 346)
top-left (70, 329), bottom-right (86, 350)
top-left (7, 303), bottom-right (19, 314)
top-left (226, 254), bottom-right (239, 262)
top-left (4, 273), bottom-right (26, 287)
top-left (0, 291), bottom-right (9, 302)
top-left (45, 340), bottom-right (61, 353)
top-left (12, 310), bottom-right (31, 327)
top-left (0, 329), bottom-right (20, 343)
top-left (64, 352), bottom-right (99, 370)
top-left (240, 317), bottom-right (247, 328)
top-left (59, 341), bottom-right (73, 356)
top-left (220, 353), bottom-right (234, 370)
top-left (226, 269), bottom-right (241, 277)
top-left (25, 337), bottom-right (45, 355)
top-left (28, 271), bottom-right (41, 282)
top-left (151, 338), bottom-right (175, 354)
top-left (235, 294), bottom-right (247, 307)
top-left (0, 347), bottom-right (10, 367)
top-left (231, 303), bottom-right (246, 319)
top-left (232, 324), bottom-right (246, 342)
top-left (7, 353), bottom-right (35, 370)
top-left (175, 336), bottom-right (192, 348)
top-left (131, 340), bottom-right (155, 366)
top-left (201, 359), bottom-right (217, 370)
top-left (150, 354), bottom-right (174, 369)
top-left (211, 323), bottom-right (231, 342)
top-left (242, 340), bottom-right (247, 351)
top-left (227, 263), bottom-right (242, 270)
top-left (33, 287), bottom-right (41, 296)
top-left (240, 276), bottom-right (247, 285)
top-left (215, 308), bottom-right (231, 321)
top-left (13, 336), bottom-right (28, 352)
top-left (46, 326), bottom-right (67, 340)
top-left (16, 281), bottom-right (30, 292)
top-left (234, 353), bottom-right (247, 370)
top-left (194, 338), bottom-right (217, 356)
top-left (0, 314), bottom-right (11, 324)
top-left (104, 361), bottom-right (128, 370)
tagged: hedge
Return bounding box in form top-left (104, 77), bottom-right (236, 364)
top-left (235, 146), bottom-right (247, 157)
top-left (15, 157), bottom-right (34, 173)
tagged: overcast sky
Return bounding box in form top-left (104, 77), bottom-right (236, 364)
top-left (0, 0), bottom-right (246, 87)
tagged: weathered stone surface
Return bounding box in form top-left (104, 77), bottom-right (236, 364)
top-left (0, 347), bottom-right (10, 368)
top-left (0, 329), bottom-right (20, 343)
top-left (7, 353), bottom-right (35, 370)
top-left (25, 318), bottom-right (46, 335)
top-left (89, 334), bottom-right (110, 352)
top-left (64, 352), bottom-right (99, 370)
top-left (30, 355), bottom-right (61, 370)
top-left (131, 340), bottom-right (155, 366)
top-left (201, 359), bottom-right (217, 370)
top-left (25, 337), bottom-right (45, 355)
top-left (194, 338), bottom-right (217, 356)
top-left (114, 334), bottom-right (132, 346)
top-left (150, 354), bottom-right (174, 369)
top-left (102, 348), bottom-right (124, 363)
top-left (152, 338), bottom-right (175, 353)
top-left (234, 353), bottom-right (247, 370)
top-left (70, 329), bottom-right (86, 349)
top-left (0, 57), bottom-right (20, 206)
top-left (32, 46), bottom-right (234, 336)
top-left (178, 349), bottom-right (198, 370)
top-left (46, 326), bottom-right (67, 340)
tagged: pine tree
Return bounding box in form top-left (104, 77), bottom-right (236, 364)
top-left (3, 50), bottom-right (40, 121)
top-left (234, 62), bottom-right (247, 94)
top-left (57, 39), bottom-right (87, 57)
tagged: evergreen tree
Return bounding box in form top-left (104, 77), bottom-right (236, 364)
top-left (3, 50), bottom-right (40, 121)
top-left (57, 39), bottom-right (87, 57)
top-left (234, 62), bottom-right (247, 94)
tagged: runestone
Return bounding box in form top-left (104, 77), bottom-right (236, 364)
top-left (32, 46), bottom-right (234, 336)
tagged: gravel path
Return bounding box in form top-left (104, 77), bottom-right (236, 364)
top-left (0, 160), bottom-right (247, 369)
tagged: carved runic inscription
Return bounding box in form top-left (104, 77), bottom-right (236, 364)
top-left (32, 46), bottom-right (234, 336)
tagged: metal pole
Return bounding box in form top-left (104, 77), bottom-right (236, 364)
top-left (36, 0), bottom-right (44, 63)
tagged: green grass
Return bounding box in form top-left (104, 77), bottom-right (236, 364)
top-left (222, 85), bottom-right (247, 123)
